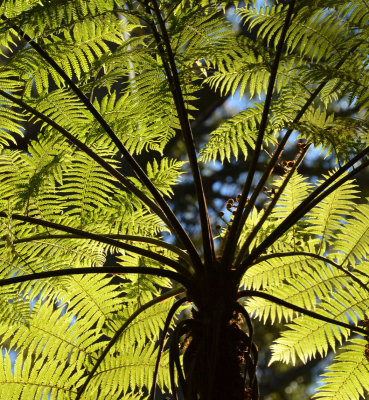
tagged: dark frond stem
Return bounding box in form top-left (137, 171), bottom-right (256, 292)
top-left (169, 319), bottom-right (192, 396)
top-left (148, 0), bottom-right (215, 268)
top-left (0, 267), bottom-right (190, 289)
top-left (0, 212), bottom-right (189, 276)
top-left (235, 143), bottom-right (310, 265)
top-left (236, 154), bottom-right (369, 282)
top-left (221, 0), bottom-right (296, 270)
top-left (0, 90), bottom-right (173, 231)
top-left (75, 287), bottom-right (185, 400)
top-left (231, 41), bottom-right (364, 265)
top-left (151, 297), bottom-right (188, 400)
top-left (254, 252), bottom-right (369, 294)
top-left (169, 364), bottom-right (179, 400)
top-left (234, 302), bottom-right (254, 340)
top-left (3, 19), bottom-right (201, 269)
top-left (169, 350), bottom-right (179, 400)
top-left (238, 290), bottom-right (369, 336)
top-left (249, 342), bottom-right (259, 399)
top-left (8, 234), bottom-right (192, 267)
top-left (241, 336), bottom-right (259, 399)
top-left (233, 303), bottom-right (257, 394)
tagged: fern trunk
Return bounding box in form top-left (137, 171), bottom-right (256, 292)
top-left (181, 271), bottom-right (258, 400)
top-left (182, 307), bottom-right (256, 399)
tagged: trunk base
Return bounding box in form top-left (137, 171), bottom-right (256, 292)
top-left (181, 307), bottom-right (258, 400)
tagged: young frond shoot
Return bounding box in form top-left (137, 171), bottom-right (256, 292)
top-left (0, 1), bottom-right (369, 399)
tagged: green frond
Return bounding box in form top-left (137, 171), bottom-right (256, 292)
top-left (297, 109), bottom-right (366, 160)
top-left (246, 267), bottom-right (347, 324)
top-left (170, 8), bottom-right (234, 58)
top-left (236, 206), bottom-right (306, 256)
top-left (146, 158), bottom-right (186, 197)
top-left (201, 27), bottom-right (313, 100)
top-left (85, 343), bottom-right (170, 400)
top-left (0, 97), bottom-right (25, 149)
top-left (0, 274), bottom-right (179, 399)
top-left (0, 298), bottom-right (103, 368)
top-left (313, 339), bottom-right (369, 400)
top-left (238, 4), bottom-right (347, 62)
top-left (354, 261), bottom-right (369, 285)
top-left (0, 287), bottom-right (32, 326)
top-left (58, 274), bottom-right (124, 333)
top-left (1, 0), bottom-right (369, 398)
top-left (114, 298), bottom-right (182, 347)
top-left (0, 351), bottom-right (83, 400)
top-left (307, 173), bottom-right (359, 253)
top-left (82, 298), bottom-right (185, 399)
top-left (199, 85), bottom-right (309, 163)
top-left (0, 0), bottom-right (121, 43)
top-left (3, 233), bottom-right (107, 274)
top-left (102, 60), bottom-right (181, 155)
top-left (27, 90), bottom-right (91, 137)
top-left (272, 172), bottom-right (312, 219)
top-left (236, 207), bottom-right (276, 252)
top-left (0, 150), bottom-right (29, 209)
top-left (334, 201), bottom-right (369, 267)
top-left (199, 104), bottom-right (262, 163)
top-left (0, 137), bottom-right (67, 218)
top-left (269, 285), bottom-right (369, 365)
top-left (1, 20), bottom-right (127, 96)
top-left (61, 149), bottom-right (117, 227)
top-left (269, 172), bottom-right (312, 250)
top-left (96, 193), bottom-right (167, 236)
top-left (243, 253), bottom-right (332, 291)
top-left (175, 0), bottom-right (240, 11)
top-left (115, 257), bottom-right (172, 301)
top-left (204, 53), bottom-right (270, 99)
top-left (79, 36), bottom-right (147, 93)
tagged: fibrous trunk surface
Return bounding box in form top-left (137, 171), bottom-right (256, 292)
top-left (182, 306), bottom-right (258, 400)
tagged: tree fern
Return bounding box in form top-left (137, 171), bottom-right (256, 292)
top-left (0, 0), bottom-right (369, 399)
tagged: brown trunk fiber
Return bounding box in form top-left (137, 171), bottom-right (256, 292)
top-left (182, 308), bottom-right (258, 400)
